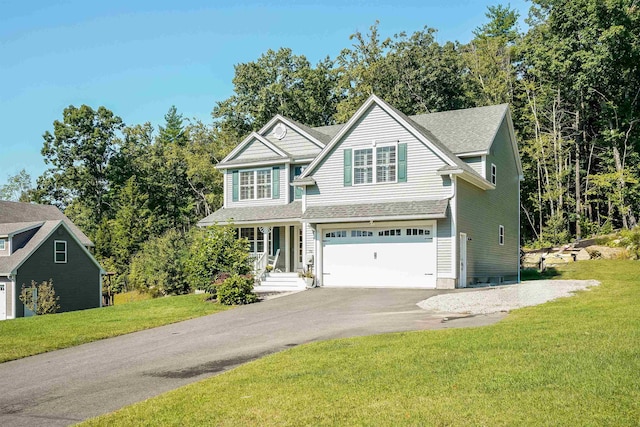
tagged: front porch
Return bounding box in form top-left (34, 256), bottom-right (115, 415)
top-left (239, 224), bottom-right (308, 292)
top-left (239, 224), bottom-right (306, 274)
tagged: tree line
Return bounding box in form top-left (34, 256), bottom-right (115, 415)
top-left (1, 0), bottom-right (638, 291)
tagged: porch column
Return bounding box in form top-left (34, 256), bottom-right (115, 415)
top-left (285, 225), bottom-right (291, 272)
top-left (259, 226), bottom-right (272, 255)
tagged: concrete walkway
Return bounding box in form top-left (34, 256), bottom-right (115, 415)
top-left (0, 288), bottom-right (504, 426)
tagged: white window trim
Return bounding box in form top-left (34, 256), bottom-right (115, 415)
top-left (491, 163), bottom-right (497, 185)
top-left (239, 169), bottom-right (272, 201)
top-left (499, 225), bottom-right (505, 245)
top-left (353, 142), bottom-right (398, 186)
top-left (54, 240), bottom-right (67, 264)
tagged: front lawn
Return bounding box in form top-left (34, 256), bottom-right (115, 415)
top-left (0, 293), bottom-right (228, 363)
top-left (84, 260), bottom-right (639, 426)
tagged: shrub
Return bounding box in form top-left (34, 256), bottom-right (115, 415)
top-left (19, 279), bottom-right (60, 315)
top-left (128, 229), bottom-right (192, 296)
top-left (185, 225), bottom-right (252, 293)
top-left (216, 274), bottom-right (258, 306)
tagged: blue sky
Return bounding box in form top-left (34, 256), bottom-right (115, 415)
top-left (0, 0), bottom-right (530, 188)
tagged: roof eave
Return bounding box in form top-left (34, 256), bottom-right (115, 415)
top-left (217, 158), bottom-right (291, 170)
top-left (303, 213), bottom-right (447, 224)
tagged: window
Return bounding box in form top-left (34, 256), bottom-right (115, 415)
top-left (491, 163), bottom-right (497, 185)
top-left (499, 225), bottom-right (505, 245)
top-left (239, 170), bottom-right (272, 200)
top-left (325, 230), bottom-right (347, 238)
top-left (354, 146), bottom-right (397, 185)
top-left (54, 240), bottom-right (67, 263)
top-left (407, 228), bottom-right (431, 236)
top-left (239, 227), bottom-right (266, 253)
top-left (0, 239), bottom-right (5, 250)
top-left (239, 171), bottom-right (254, 200)
top-left (351, 230), bottom-right (373, 237)
top-left (256, 170), bottom-right (272, 199)
top-left (376, 146), bottom-right (397, 183)
top-left (354, 148), bottom-right (373, 185)
top-left (294, 166), bottom-right (305, 199)
top-left (379, 229), bottom-right (401, 236)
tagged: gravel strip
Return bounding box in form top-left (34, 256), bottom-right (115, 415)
top-left (418, 280), bottom-right (600, 314)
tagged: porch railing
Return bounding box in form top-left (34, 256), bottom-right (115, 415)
top-left (252, 252), bottom-right (268, 283)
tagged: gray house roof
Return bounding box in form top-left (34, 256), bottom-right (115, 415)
top-left (198, 201), bottom-right (303, 226)
top-left (302, 199), bottom-right (449, 222)
top-left (0, 201), bottom-right (93, 247)
top-left (0, 221), bottom-right (43, 237)
top-left (311, 103), bottom-right (509, 156)
top-left (409, 104), bottom-right (508, 155)
top-left (0, 220), bottom-right (104, 276)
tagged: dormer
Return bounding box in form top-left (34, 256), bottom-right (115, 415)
top-left (0, 222), bottom-right (44, 257)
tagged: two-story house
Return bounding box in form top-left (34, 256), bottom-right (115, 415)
top-left (0, 201), bottom-right (104, 320)
top-left (198, 95), bottom-right (522, 290)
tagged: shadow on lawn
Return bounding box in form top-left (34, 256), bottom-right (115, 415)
top-left (520, 267), bottom-right (562, 281)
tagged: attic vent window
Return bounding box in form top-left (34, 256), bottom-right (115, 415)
top-left (273, 123), bottom-right (287, 140)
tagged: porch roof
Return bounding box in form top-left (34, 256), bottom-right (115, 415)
top-left (197, 201), bottom-right (303, 226)
top-left (302, 199), bottom-right (449, 223)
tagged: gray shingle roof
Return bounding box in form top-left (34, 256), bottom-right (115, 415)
top-left (198, 201), bottom-right (303, 226)
top-left (302, 199), bottom-right (449, 221)
top-left (0, 220), bottom-right (60, 275)
top-left (310, 104), bottom-right (508, 156)
top-left (409, 104), bottom-right (508, 154)
top-left (0, 221), bottom-right (43, 236)
top-left (0, 201), bottom-right (93, 246)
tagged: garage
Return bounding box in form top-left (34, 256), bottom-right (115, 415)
top-left (321, 223), bottom-right (437, 288)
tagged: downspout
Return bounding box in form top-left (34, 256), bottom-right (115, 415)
top-left (446, 174), bottom-right (458, 287)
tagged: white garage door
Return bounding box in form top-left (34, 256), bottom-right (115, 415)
top-left (322, 225), bottom-right (436, 288)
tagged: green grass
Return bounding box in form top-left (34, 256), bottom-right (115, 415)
top-left (83, 260), bottom-right (640, 426)
top-left (0, 293), bottom-right (228, 363)
top-left (113, 290), bottom-right (152, 305)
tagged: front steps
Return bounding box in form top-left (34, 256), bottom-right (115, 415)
top-left (255, 272), bottom-right (306, 292)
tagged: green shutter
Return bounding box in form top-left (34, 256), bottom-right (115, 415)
top-left (344, 149), bottom-right (352, 187)
top-left (232, 171), bottom-right (239, 202)
top-left (398, 143), bottom-right (407, 183)
top-left (272, 167), bottom-right (280, 199)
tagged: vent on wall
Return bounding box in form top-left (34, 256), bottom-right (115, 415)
top-left (272, 123), bottom-right (287, 140)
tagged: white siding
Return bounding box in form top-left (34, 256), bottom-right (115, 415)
top-left (462, 156), bottom-right (484, 176)
top-left (225, 167), bottom-right (289, 208)
top-left (264, 123), bottom-right (322, 158)
top-left (233, 139), bottom-right (281, 161)
top-left (307, 104), bottom-right (452, 206)
top-left (305, 222), bottom-right (314, 262)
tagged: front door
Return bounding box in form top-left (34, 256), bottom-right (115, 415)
top-left (459, 233), bottom-right (467, 288)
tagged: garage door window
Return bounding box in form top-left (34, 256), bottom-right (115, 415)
top-left (325, 230), bottom-right (347, 238)
top-left (407, 228), bottom-right (431, 236)
top-left (378, 229), bottom-right (401, 236)
top-left (351, 230), bottom-right (373, 237)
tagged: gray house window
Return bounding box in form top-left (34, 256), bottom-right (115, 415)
top-left (354, 148), bottom-right (373, 184)
top-left (499, 225), bottom-right (505, 245)
top-left (54, 240), bottom-right (67, 263)
top-left (0, 239), bottom-right (5, 250)
top-left (491, 163), bottom-right (497, 185)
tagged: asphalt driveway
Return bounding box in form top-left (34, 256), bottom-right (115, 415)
top-left (0, 287), bottom-right (504, 426)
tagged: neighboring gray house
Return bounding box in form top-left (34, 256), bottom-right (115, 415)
top-left (198, 95), bottom-right (522, 290)
top-left (0, 201), bottom-right (104, 320)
